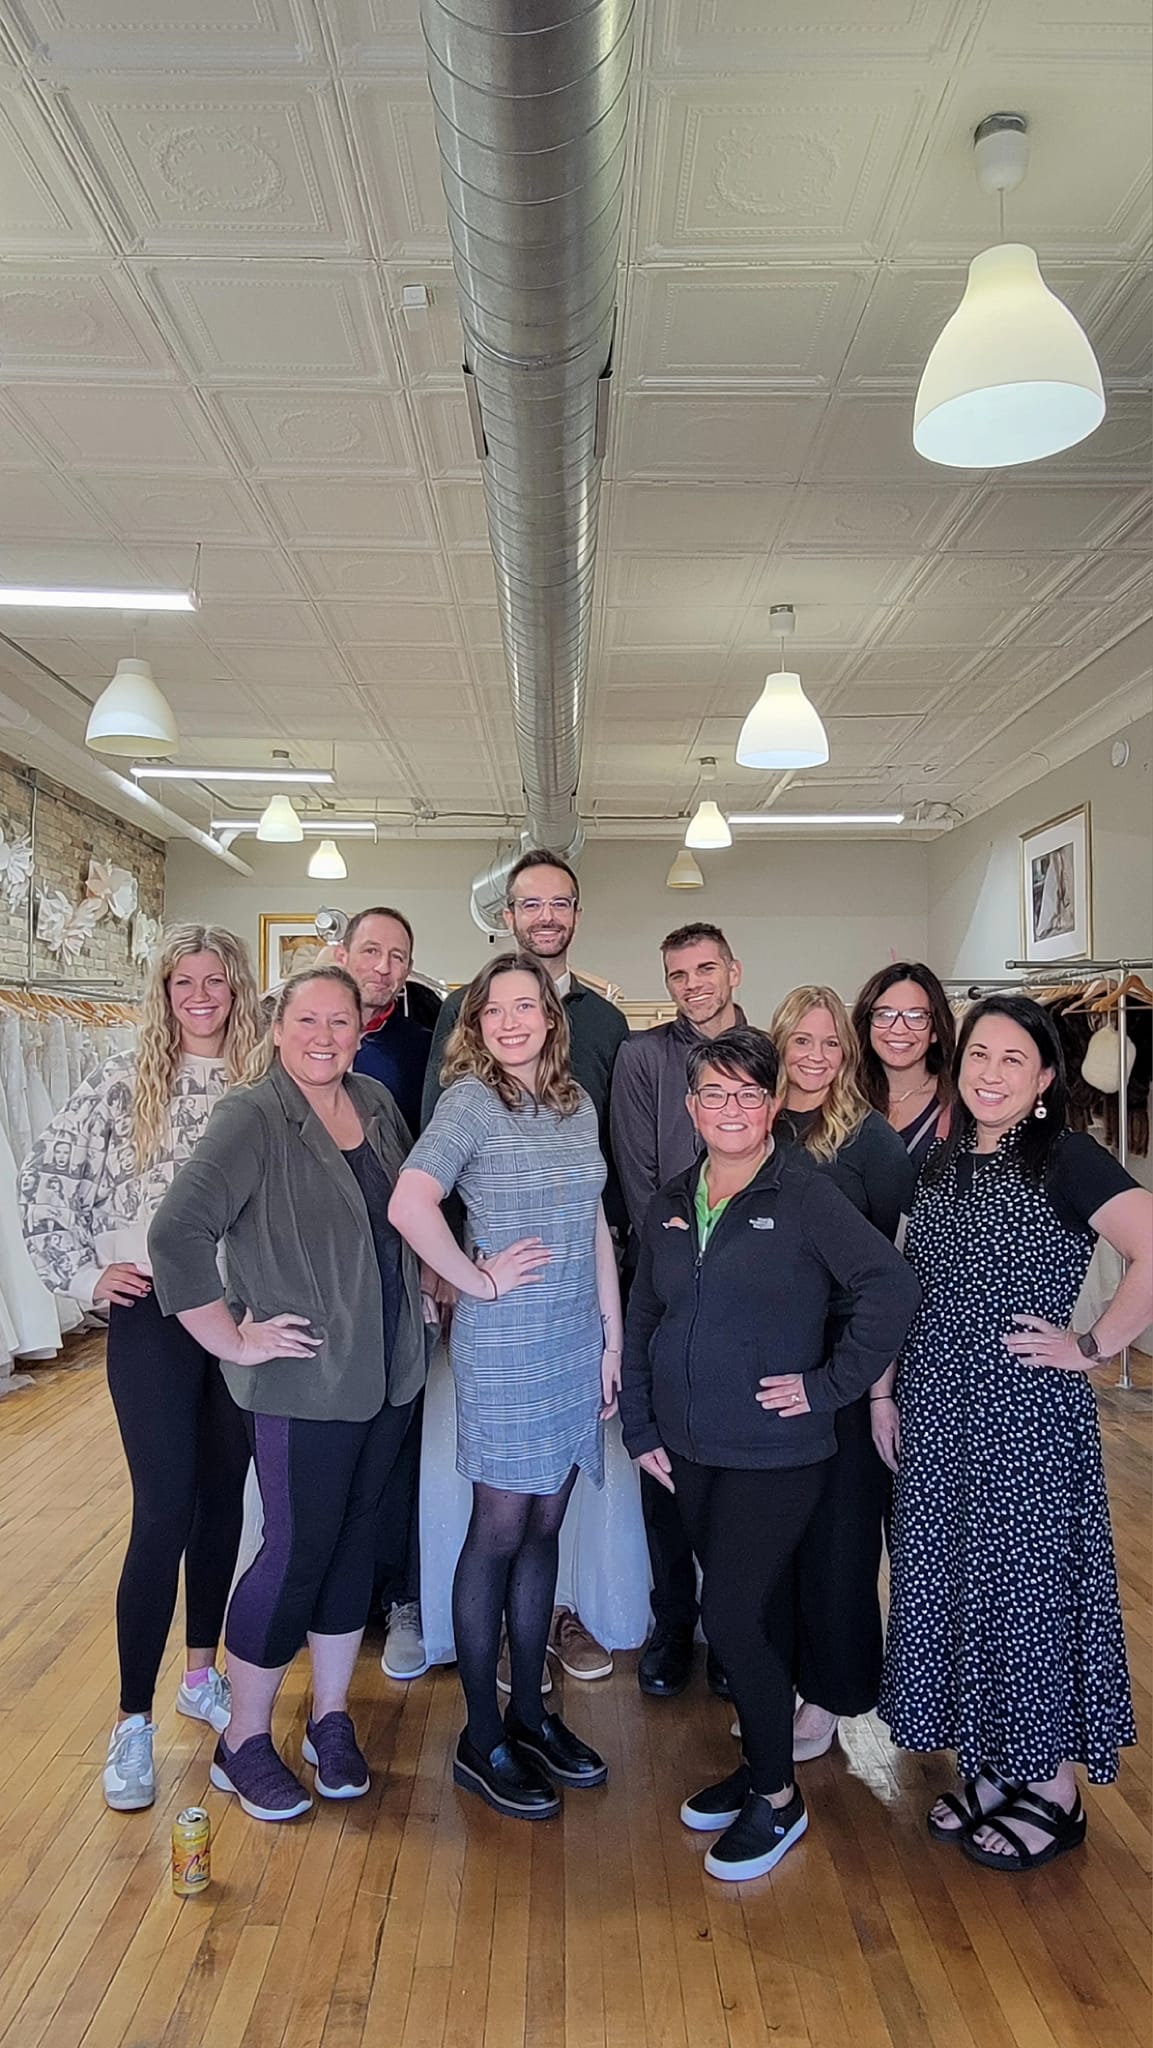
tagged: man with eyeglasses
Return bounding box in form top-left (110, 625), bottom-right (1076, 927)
top-left (421, 849), bottom-right (632, 1683)
top-left (609, 920), bottom-right (745, 1700)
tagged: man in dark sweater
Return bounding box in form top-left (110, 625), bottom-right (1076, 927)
top-left (337, 906), bottom-right (441, 1140)
top-left (335, 904), bottom-right (442, 1685)
top-left (422, 849), bottom-right (631, 1682)
top-left (609, 921), bottom-right (744, 1699)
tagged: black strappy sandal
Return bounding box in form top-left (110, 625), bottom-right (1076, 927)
top-left (926, 1766), bottom-right (1024, 1842)
top-left (960, 1789), bottom-right (1086, 1872)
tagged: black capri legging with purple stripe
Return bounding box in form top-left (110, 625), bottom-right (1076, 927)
top-left (227, 1397), bottom-right (417, 1669)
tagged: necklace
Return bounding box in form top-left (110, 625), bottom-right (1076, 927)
top-left (889, 1077), bottom-right (936, 1108)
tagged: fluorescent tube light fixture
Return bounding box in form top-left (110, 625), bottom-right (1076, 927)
top-left (211, 818), bottom-right (376, 834)
top-left (728, 813), bottom-right (906, 826)
top-left (0, 585), bottom-right (197, 611)
top-left (134, 766), bottom-right (333, 784)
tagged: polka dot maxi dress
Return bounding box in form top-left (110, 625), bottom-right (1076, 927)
top-left (879, 1128), bottom-right (1136, 1785)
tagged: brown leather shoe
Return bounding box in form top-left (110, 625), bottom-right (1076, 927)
top-left (547, 1607), bottom-right (614, 1680)
top-left (495, 1628), bottom-right (552, 1696)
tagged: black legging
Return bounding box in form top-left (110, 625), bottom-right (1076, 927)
top-left (107, 1290), bottom-right (250, 1717)
top-left (452, 1470), bottom-right (578, 1754)
top-left (670, 1453), bottom-right (826, 1794)
top-left (793, 1394), bottom-right (890, 1716)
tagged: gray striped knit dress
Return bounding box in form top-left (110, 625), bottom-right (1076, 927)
top-left (407, 1075), bottom-right (606, 1495)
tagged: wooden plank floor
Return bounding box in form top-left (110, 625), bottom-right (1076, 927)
top-left (0, 1340), bottom-right (1148, 2048)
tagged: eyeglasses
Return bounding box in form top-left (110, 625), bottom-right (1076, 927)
top-left (510, 896), bottom-right (578, 916)
top-left (871, 1006), bottom-right (932, 1029)
top-left (694, 1084), bottom-right (769, 1110)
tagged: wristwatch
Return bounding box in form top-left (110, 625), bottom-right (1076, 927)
top-left (1076, 1328), bottom-right (1102, 1362)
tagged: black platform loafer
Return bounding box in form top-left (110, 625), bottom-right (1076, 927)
top-left (453, 1733), bottom-right (560, 1819)
top-left (637, 1627), bottom-right (694, 1698)
top-left (705, 1649), bottom-right (732, 1701)
top-left (505, 1710), bottom-right (608, 1787)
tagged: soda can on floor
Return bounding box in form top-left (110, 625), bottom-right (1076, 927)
top-left (172, 1807), bottom-right (211, 1895)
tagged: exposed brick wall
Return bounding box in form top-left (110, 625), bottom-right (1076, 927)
top-left (0, 750), bottom-right (164, 991)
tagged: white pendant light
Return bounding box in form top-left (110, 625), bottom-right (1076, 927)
top-left (307, 837), bottom-right (348, 879)
top-left (914, 114), bottom-right (1105, 469)
top-left (257, 794), bottom-right (304, 842)
top-left (85, 658), bottom-right (178, 759)
top-left (685, 801), bottom-right (731, 850)
top-left (736, 605), bottom-right (829, 770)
top-left (666, 848), bottom-right (704, 889)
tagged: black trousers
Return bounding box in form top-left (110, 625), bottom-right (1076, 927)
top-left (107, 1290), bottom-right (250, 1717)
top-left (640, 1467), bottom-right (700, 1634)
top-left (793, 1395), bottom-right (890, 1716)
top-left (227, 1398), bottom-right (416, 1670)
top-left (374, 1387), bottom-right (423, 1611)
top-left (670, 1453), bottom-right (826, 1794)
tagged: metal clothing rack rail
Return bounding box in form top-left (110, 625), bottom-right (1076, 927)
top-left (1006, 957), bottom-right (1153, 1393)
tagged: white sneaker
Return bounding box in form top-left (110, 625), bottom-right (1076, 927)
top-left (176, 1668), bottom-right (232, 1733)
top-left (103, 1716), bottom-right (156, 1812)
top-left (381, 1601), bottom-right (430, 1680)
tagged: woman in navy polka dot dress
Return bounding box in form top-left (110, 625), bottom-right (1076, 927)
top-left (878, 996), bottom-right (1152, 1873)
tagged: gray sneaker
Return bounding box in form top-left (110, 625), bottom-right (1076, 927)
top-left (381, 1601), bottom-right (430, 1679)
top-left (103, 1716), bottom-right (156, 1812)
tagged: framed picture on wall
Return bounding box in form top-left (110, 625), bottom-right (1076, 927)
top-left (1020, 805), bottom-right (1093, 963)
top-left (259, 914), bottom-right (326, 990)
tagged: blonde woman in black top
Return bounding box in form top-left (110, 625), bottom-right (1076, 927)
top-left (769, 986), bottom-right (916, 1765)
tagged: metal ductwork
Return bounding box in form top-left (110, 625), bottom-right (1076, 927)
top-left (420, 0), bottom-right (635, 932)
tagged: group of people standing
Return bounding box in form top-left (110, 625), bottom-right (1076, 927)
top-left (17, 850), bottom-right (1150, 1884)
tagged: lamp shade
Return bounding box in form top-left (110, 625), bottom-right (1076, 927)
top-left (257, 794), bottom-right (304, 843)
top-left (307, 837), bottom-right (347, 880)
top-left (914, 243), bottom-right (1105, 468)
top-left (685, 799), bottom-right (732, 850)
top-left (736, 671), bottom-right (829, 770)
top-left (84, 658), bottom-right (178, 759)
top-left (666, 848), bottom-right (704, 889)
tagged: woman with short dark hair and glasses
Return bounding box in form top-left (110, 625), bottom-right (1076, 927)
top-left (620, 1026), bottom-right (919, 1881)
top-left (851, 962), bottom-right (956, 1172)
top-left (879, 996), bottom-right (1151, 1873)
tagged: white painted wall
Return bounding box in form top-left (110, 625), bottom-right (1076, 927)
top-left (929, 713), bottom-right (1153, 978)
top-left (163, 833), bottom-right (930, 1021)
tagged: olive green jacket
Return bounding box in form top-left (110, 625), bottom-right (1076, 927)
top-left (149, 1062), bottom-right (426, 1422)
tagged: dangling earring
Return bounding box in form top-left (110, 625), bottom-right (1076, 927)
top-left (1033, 1095), bottom-right (1048, 1120)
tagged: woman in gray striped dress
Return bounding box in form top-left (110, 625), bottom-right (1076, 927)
top-left (390, 953), bottom-right (623, 1820)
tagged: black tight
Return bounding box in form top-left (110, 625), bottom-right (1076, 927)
top-left (107, 1291), bottom-right (250, 1717)
top-left (452, 1470), bottom-right (578, 1753)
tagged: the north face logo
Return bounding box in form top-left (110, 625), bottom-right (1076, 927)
top-left (749, 1217), bottom-right (774, 1230)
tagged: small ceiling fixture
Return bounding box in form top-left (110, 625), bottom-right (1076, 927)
top-left (85, 657), bottom-right (179, 759)
top-left (308, 838), bottom-right (348, 880)
top-left (914, 113), bottom-right (1105, 468)
top-left (257, 794), bottom-right (304, 843)
top-left (736, 606), bottom-right (829, 771)
top-left (684, 758), bottom-right (732, 850)
top-left (666, 848), bottom-right (705, 889)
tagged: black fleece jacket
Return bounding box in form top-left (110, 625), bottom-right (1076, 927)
top-left (620, 1144), bottom-right (920, 1470)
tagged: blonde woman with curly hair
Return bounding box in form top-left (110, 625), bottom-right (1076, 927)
top-left (19, 924), bottom-right (262, 1814)
top-left (766, 984), bottom-right (917, 1766)
top-left (390, 953), bottom-right (623, 1821)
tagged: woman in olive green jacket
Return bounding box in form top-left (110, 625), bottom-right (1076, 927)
top-left (150, 966), bottom-right (428, 1823)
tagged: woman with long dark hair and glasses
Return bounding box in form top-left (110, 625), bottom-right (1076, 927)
top-left (878, 996), bottom-right (1152, 1873)
top-left (851, 962), bottom-right (956, 1171)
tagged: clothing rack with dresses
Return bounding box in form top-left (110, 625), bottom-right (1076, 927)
top-left (0, 982), bottom-right (140, 1392)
